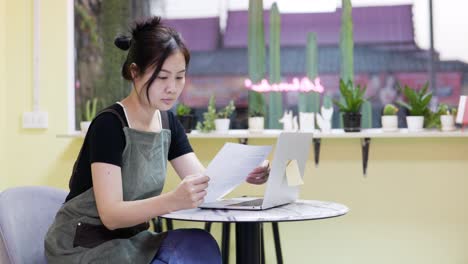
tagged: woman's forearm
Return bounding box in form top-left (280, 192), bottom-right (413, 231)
top-left (99, 191), bottom-right (175, 230)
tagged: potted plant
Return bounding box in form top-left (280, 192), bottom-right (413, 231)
top-left (196, 95), bottom-right (217, 133)
top-left (396, 83), bottom-right (432, 132)
top-left (80, 98), bottom-right (98, 134)
top-left (381, 104), bottom-right (399, 131)
top-left (438, 104), bottom-right (457, 131)
top-left (333, 79), bottom-right (368, 132)
top-left (248, 94), bottom-right (266, 132)
top-left (215, 100), bottom-right (236, 132)
top-left (248, 110), bottom-right (265, 132)
top-left (176, 103), bottom-right (194, 133)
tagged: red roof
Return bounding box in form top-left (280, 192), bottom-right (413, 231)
top-left (222, 5), bottom-right (415, 47)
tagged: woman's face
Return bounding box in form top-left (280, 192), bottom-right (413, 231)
top-left (135, 51), bottom-right (186, 111)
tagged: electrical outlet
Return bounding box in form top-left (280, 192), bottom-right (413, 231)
top-left (22, 111), bottom-right (48, 129)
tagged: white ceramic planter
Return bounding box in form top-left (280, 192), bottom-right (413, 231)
top-left (80, 121), bottom-right (91, 134)
top-left (406, 116), bottom-right (424, 132)
top-left (440, 115), bottom-right (455, 131)
top-left (381, 115), bottom-right (398, 132)
top-left (299, 112), bottom-right (315, 132)
top-left (248, 117), bottom-right (264, 132)
top-left (215, 118), bottom-right (230, 132)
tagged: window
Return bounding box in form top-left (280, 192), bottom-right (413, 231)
top-left (72, 0), bottom-right (468, 130)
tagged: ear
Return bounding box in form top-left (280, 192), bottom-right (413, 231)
top-left (129, 63), bottom-right (140, 79)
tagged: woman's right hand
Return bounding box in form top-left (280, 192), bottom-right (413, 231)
top-left (168, 173), bottom-right (210, 211)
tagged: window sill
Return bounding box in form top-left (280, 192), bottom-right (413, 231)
top-left (57, 128), bottom-right (468, 139)
top-left (187, 128), bottom-right (468, 139)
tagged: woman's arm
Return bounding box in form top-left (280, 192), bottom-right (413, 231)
top-left (171, 152), bottom-right (270, 184)
top-left (92, 162), bottom-right (208, 230)
top-left (170, 152), bottom-right (205, 179)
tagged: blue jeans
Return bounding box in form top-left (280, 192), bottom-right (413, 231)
top-left (151, 228), bottom-right (222, 264)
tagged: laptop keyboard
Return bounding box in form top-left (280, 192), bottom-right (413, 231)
top-left (228, 198), bottom-right (264, 207)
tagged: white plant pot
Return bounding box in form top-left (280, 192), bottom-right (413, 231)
top-left (299, 112), bottom-right (315, 132)
top-left (215, 118), bottom-right (230, 132)
top-left (381, 115), bottom-right (398, 132)
top-left (440, 115), bottom-right (455, 131)
top-left (248, 117), bottom-right (264, 132)
top-left (80, 121), bottom-right (92, 134)
top-left (406, 116), bottom-right (424, 132)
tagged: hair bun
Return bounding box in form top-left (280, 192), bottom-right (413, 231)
top-left (132, 17), bottom-right (162, 37)
top-left (114, 35), bottom-right (131, 50)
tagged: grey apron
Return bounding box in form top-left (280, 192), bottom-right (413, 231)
top-left (45, 109), bottom-right (171, 264)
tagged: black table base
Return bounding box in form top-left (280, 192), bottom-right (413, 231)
top-left (235, 222), bottom-right (262, 264)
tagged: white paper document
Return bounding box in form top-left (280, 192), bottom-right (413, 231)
top-left (204, 143), bottom-right (272, 203)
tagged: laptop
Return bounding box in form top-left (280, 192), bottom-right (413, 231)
top-left (199, 132), bottom-right (313, 210)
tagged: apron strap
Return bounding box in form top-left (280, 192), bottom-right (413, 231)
top-left (68, 108), bottom-right (127, 190)
top-left (160, 111), bottom-right (169, 130)
top-left (97, 107), bottom-right (167, 130)
top-left (96, 109), bottom-right (127, 128)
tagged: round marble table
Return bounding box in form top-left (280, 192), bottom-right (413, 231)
top-left (161, 200), bottom-right (349, 264)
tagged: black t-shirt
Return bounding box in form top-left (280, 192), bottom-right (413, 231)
top-left (65, 103), bottom-right (193, 202)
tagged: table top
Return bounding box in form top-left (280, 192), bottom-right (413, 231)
top-left (160, 200), bottom-right (349, 223)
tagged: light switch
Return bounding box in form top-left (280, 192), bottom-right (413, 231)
top-left (22, 111), bottom-right (48, 129)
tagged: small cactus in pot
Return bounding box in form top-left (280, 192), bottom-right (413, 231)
top-left (80, 98), bottom-right (99, 134)
top-left (381, 104), bottom-right (399, 131)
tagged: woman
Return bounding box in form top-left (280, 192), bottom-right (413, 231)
top-left (44, 16), bottom-right (269, 264)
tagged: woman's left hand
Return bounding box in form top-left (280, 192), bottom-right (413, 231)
top-left (246, 160), bottom-right (270, 185)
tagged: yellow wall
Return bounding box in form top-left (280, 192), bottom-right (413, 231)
top-left (121, 136), bottom-right (468, 264)
top-left (1, 1), bottom-right (468, 263)
top-left (184, 138), bottom-right (468, 264)
top-left (1, 0), bottom-right (75, 189)
top-left (1, 0), bottom-right (6, 177)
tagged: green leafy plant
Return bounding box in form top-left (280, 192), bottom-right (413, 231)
top-left (83, 98), bottom-right (99, 121)
top-left (249, 93), bottom-right (266, 117)
top-left (383, 104), bottom-right (398, 115)
top-left (333, 79), bottom-right (368, 113)
top-left (176, 103), bottom-right (191, 116)
top-left (438, 103), bottom-right (457, 116)
top-left (196, 96), bottom-right (237, 132)
top-left (249, 109), bottom-right (265, 117)
top-left (217, 100), bottom-right (236, 119)
top-left (424, 103), bottom-right (458, 129)
top-left (396, 83), bottom-right (432, 116)
top-left (196, 95), bottom-right (217, 132)
top-left (425, 113), bottom-right (439, 128)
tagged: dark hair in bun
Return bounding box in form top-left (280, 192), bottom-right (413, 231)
top-left (114, 35), bottom-right (131, 51)
top-left (116, 16), bottom-right (190, 103)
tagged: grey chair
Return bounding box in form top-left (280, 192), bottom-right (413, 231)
top-left (0, 186), bottom-right (67, 264)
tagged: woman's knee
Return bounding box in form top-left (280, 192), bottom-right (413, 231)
top-left (170, 229), bottom-right (221, 261)
top-left (173, 228), bottom-right (218, 248)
